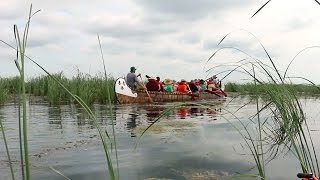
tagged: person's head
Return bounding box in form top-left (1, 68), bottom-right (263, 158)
top-left (163, 79), bottom-right (172, 85)
top-left (156, 77), bottom-right (160, 81)
top-left (148, 77), bottom-right (156, 81)
top-left (130, 66), bottom-right (136, 73)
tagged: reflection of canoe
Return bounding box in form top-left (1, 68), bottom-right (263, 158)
top-left (115, 78), bottom-right (227, 104)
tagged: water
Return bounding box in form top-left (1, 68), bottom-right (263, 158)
top-left (1, 96), bottom-right (320, 180)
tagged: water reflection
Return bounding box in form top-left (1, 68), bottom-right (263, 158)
top-left (2, 96), bottom-right (317, 180)
top-left (125, 106), bottom-right (140, 137)
top-left (145, 105), bottom-right (164, 123)
top-left (177, 107), bottom-right (188, 119)
top-left (48, 105), bottom-right (62, 128)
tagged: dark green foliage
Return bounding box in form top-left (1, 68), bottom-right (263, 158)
top-left (0, 72), bottom-right (117, 105)
top-left (0, 78), bottom-right (10, 104)
top-left (225, 82), bottom-right (320, 95)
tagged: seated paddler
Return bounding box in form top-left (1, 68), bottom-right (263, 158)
top-left (146, 76), bottom-right (161, 91)
top-left (177, 79), bottom-right (189, 93)
top-left (126, 66), bottom-right (145, 90)
top-left (163, 79), bottom-right (173, 92)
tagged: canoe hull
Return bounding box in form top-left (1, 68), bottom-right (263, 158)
top-left (116, 90), bottom-right (226, 104)
top-left (114, 77), bottom-right (226, 104)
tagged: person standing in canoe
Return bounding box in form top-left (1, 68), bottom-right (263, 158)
top-left (126, 66), bottom-right (143, 90)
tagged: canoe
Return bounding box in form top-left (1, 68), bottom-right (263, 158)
top-left (115, 78), bottom-right (227, 104)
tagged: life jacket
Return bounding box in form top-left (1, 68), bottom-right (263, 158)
top-left (146, 79), bottom-right (160, 91)
top-left (177, 82), bottom-right (188, 92)
top-left (163, 84), bottom-right (173, 92)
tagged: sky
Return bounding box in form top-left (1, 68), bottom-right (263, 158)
top-left (1, 0), bottom-right (320, 84)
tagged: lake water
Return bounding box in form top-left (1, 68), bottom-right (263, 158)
top-left (1, 95), bottom-right (320, 180)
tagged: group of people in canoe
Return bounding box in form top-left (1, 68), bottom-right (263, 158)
top-left (126, 66), bottom-right (223, 94)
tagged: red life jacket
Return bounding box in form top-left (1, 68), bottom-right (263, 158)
top-left (146, 79), bottom-right (160, 91)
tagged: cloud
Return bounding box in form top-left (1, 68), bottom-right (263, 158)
top-left (285, 17), bottom-right (316, 32)
top-left (86, 15), bottom-right (179, 41)
top-left (0, 1), bottom-right (25, 20)
top-left (136, 0), bottom-right (253, 21)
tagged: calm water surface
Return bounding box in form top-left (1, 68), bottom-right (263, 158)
top-left (1, 96), bottom-right (320, 180)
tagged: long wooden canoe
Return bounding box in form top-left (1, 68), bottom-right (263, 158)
top-left (115, 78), bottom-right (227, 104)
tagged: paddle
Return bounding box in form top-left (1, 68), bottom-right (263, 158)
top-left (205, 89), bottom-right (222, 97)
top-left (139, 76), bottom-right (153, 103)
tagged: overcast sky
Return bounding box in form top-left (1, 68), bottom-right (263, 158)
top-left (1, 0), bottom-right (320, 83)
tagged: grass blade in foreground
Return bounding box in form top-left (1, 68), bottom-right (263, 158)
top-left (0, 116), bottom-right (15, 180)
top-left (13, 4), bottom-right (38, 179)
top-left (98, 34), bottom-right (119, 179)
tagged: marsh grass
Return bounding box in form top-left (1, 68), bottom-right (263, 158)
top-left (25, 72), bottom-right (116, 106)
top-left (224, 82), bottom-right (320, 95)
top-left (0, 78), bottom-right (9, 104)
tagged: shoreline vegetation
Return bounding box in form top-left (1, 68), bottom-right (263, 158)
top-left (1, 74), bottom-right (320, 105)
top-left (225, 82), bottom-right (320, 95)
top-left (0, 72), bottom-right (116, 105)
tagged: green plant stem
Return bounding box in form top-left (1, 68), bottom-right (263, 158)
top-left (18, 85), bottom-right (25, 180)
top-left (253, 65), bottom-right (265, 179)
top-left (98, 34), bottom-right (119, 179)
top-left (0, 117), bottom-right (15, 180)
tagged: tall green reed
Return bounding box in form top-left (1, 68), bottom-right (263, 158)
top-left (98, 34), bottom-right (119, 179)
top-left (12, 4), bottom-right (41, 180)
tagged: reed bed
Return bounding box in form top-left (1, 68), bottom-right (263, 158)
top-left (25, 72), bottom-right (117, 106)
top-left (224, 82), bottom-right (320, 95)
top-left (0, 78), bottom-right (10, 104)
top-left (0, 72), bottom-right (116, 106)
